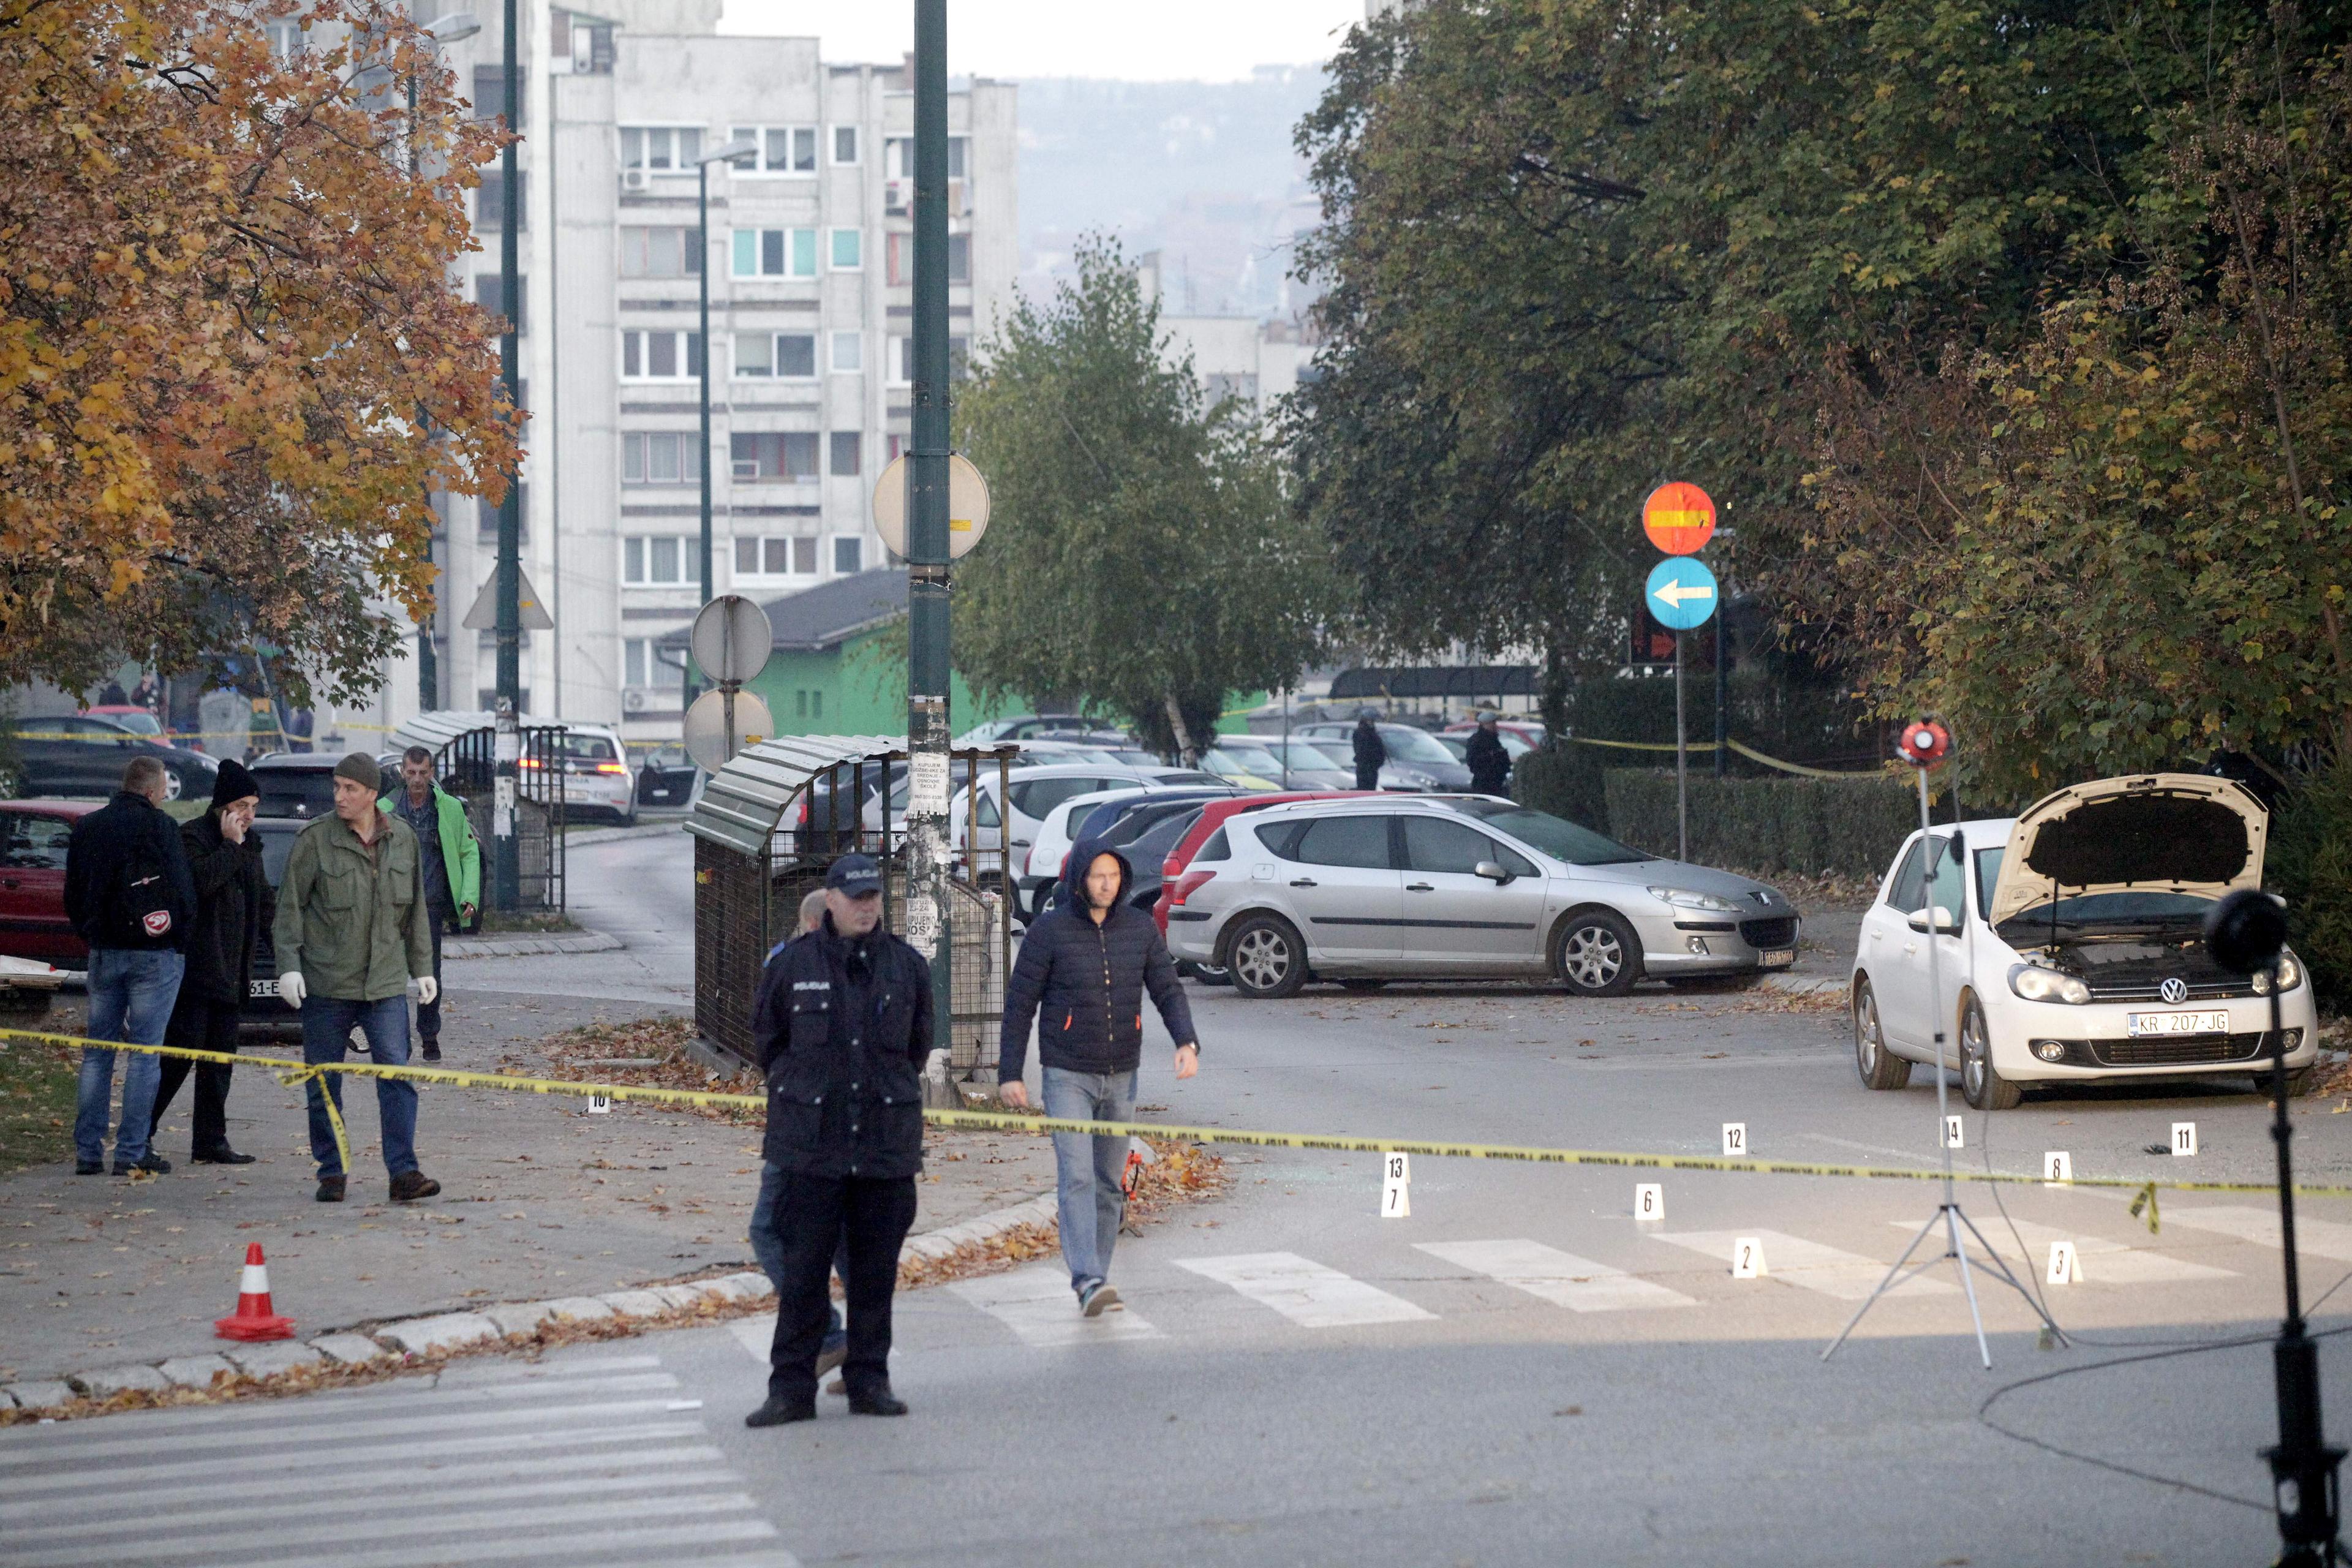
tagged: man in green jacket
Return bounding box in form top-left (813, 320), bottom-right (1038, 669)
top-left (275, 753), bottom-right (442, 1204)
top-left (383, 746), bottom-right (480, 1063)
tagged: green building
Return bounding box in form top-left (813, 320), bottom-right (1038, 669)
top-left (661, 571), bottom-right (1020, 739)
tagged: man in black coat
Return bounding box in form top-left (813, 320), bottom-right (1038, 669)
top-left (1351, 710), bottom-right (1387, 791)
top-left (64, 756), bottom-right (195, 1176)
top-left (146, 760), bottom-right (270, 1164)
top-left (998, 834), bottom-right (1200, 1316)
top-left (1463, 711), bottom-right (1513, 797)
top-left (744, 854), bottom-right (932, 1428)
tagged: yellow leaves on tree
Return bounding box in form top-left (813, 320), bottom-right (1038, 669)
top-left (0, 0), bottom-right (516, 699)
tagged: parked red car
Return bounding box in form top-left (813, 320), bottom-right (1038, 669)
top-left (1152, 791), bottom-right (1377, 937)
top-left (0, 801), bottom-right (96, 965)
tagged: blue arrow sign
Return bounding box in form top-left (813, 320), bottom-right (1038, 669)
top-left (1645, 557), bottom-right (1719, 630)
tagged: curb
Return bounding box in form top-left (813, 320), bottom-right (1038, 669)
top-left (1760, 972), bottom-right (1845, 999)
top-left (564, 820), bottom-right (686, 849)
top-left (443, 930), bottom-right (625, 959)
top-left (3, 1189), bottom-right (1058, 1419)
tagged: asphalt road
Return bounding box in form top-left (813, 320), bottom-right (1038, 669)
top-left (17, 832), bottom-right (2346, 1567)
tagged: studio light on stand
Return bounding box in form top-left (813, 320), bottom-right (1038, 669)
top-left (2203, 888), bottom-right (2343, 1567)
top-left (1823, 717), bottom-right (2065, 1368)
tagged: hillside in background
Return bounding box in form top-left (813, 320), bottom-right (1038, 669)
top-left (1012, 66), bottom-right (1329, 321)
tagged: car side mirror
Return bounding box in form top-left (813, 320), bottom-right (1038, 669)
top-left (1473, 860), bottom-right (1512, 884)
top-left (1907, 907), bottom-right (1959, 933)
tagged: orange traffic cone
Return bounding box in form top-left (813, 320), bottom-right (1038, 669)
top-left (214, 1242), bottom-right (296, 1342)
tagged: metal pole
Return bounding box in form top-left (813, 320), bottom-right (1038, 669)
top-left (409, 69), bottom-right (439, 716)
top-left (1673, 629), bottom-right (1687, 862)
top-left (694, 156), bottom-right (715, 706)
top-left (2265, 962), bottom-right (2344, 1564)
top-left (905, 0), bottom-right (952, 1061)
top-left (1713, 616), bottom-right (1727, 778)
top-left (492, 0), bottom-right (521, 911)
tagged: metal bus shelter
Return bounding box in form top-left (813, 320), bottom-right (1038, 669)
top-left (391, 712), bottom-right (570, 917)
top-left (685, 735), bottom-right (1017, 1079)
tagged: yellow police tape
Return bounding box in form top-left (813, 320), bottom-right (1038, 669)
top-left (7, 1022), bottom-right (2347, 1201)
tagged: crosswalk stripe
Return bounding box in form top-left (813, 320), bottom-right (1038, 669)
top-left (1648, 1229), bottom-right (1958, 1301)
top-left (0, 1396), bottom-right (688, 1469)
top-left (1885, 1218), bottom-right (2237, 1284)
top-left (0, 1370), bottom-right (681, 1459)
top-left (0, 1491), bottom-right (769, 1568)
top-left (7, 1468), bottom-right (744, 1545)
top-left (948, 1266), bottom-right (1165, 1346)
top-left (0, 1441), bottom-right (726, 1523)
top-left (2160, 1205), bottom-right (2352, 1262)
top-left (223, 1520), bottom-right (787, 1568)
top-left (0, 1422), bottom-right (710, 1501)
top-left (1174, 1252), bottom-right (1436, 1328)
top-left (1415, 1239), bottom-right (1698, 1313)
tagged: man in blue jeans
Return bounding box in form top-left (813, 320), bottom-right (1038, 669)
top-left (273, 753), bottom-right (442, 1204)
top-left (999, 835), bottom-right (1200, 1316)
top-left (64, 756), bottom-right (195, 1176)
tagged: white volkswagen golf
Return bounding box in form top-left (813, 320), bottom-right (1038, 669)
top-left (1850, 773), bottom-right (2320, 1109)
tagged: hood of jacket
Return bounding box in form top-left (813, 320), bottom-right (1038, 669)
top-left (1060, 834), bottom-right (1133, 917)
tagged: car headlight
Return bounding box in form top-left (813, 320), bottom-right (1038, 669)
top-left (2252, 953), bottom-right (2304, 993)
top-left (1648, 886), bottom-right (1740, 914)
top-left (2008, 963), bottom-right (2090, 1005)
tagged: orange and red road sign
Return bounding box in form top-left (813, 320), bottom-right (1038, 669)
top-left (1643, 483), bottom-right (1716, 556)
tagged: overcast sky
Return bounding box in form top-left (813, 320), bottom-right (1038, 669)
top-left (718, 0), bottom-right (1368, 80)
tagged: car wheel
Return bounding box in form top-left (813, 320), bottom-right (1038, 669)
top-left (1339, 979), bottom-right (1387, 992)
top-left (1552, 910), bottom-right (1641, 997)
top-left (1226, 915), bottom-right (1306, 1000)
top-left (2280, 1065), bottom-right (2316, 1097)
top-left (1958, 994), bottom-right (2021, 1110)
top-left (1853, 978), bottom-right (1910, 1090)
top-left (158, 767), bottom-right (185, 802)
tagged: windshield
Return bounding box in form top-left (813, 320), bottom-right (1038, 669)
top-left (1994, 888), bottom-right (2217, 936)
top-left (1265, 741), bottom-right (1346, 769)
top-left (1380, 727), bottom-right (1460, 766)
top-left (255, 770), bottom-right (336, 820)
top-left (99, 712), bottom-right (162, 736)
top-left (1445, 799), bottom-right (1645, 865)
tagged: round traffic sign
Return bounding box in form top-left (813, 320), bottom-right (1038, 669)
top-left (1645, 557), bottom-right (1719, 631)
top-left (872, 453), bottom-right (991, 560)
top-left (1643, 482), bottom-right (1716, 556)
top-left (690, 594), bottom-right (773, 686)
top-left (682, 688), bottom-right (775, 773)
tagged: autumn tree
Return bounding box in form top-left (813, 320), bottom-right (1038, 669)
top-left (0, 0), bottom-right (514, 702)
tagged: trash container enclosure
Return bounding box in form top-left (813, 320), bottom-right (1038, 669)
top-left (685, 736), bottom-right (1016, 1071)
top-left (392, 710), bottom-right (569, 914)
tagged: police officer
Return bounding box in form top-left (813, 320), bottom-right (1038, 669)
top-left (745, 854), bottom-right (931, 1428)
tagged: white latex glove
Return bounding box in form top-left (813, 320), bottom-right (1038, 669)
top-left (413, 974), bottom-right (438, 1007)
top-left (277, 971), bottom-right (306, 1009)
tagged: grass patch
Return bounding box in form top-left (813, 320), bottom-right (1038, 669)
top-left (0, 1035), bottom-right (78, 1172)
top-left (475, 910), bottom-right (581, 935)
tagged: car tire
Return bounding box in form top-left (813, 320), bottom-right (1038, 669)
top-left (157, 766), bottom-right (186, 802)
top-left (1552, 910), bottom-right (1642, 997)
top-left (2280, 1065), bottom-right (2316, 1097)
top-left (1853, 978), bottom-right (1910, 1090)
top-left (1226, 914), bottom-right (1307, 1000)
top-left (1958, 994), bottom-right (2022, 1110)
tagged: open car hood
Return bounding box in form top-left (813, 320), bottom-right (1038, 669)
top-left (1985, 772), bottom-right (2267, 927)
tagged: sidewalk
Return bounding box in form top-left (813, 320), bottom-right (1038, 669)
top-left (0, 985), bottom-right (1057, 1388)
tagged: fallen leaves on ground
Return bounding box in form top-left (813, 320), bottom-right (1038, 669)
top-left (510, 1016), bottom-right (760, 1126)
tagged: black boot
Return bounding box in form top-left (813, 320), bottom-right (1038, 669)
top-left (744, 1396), bottom-right (817, 1428)
top-left (846, 1385), bottom-right (909, 1417)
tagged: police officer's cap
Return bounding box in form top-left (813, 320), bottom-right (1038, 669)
top-left (826, 854), bottom-right (883, 897)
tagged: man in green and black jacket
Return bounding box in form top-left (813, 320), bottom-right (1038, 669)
top-left (382, 745), bottom-right (480, 1063)
top-left (274, 753), bottom-right (441, 1204)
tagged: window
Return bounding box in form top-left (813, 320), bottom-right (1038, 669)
top-left (618, 227), bottom-right (699, 278)
top-left (477, 170), bottom-right (526, 231)
top-left (265, 20), bottom-right (304, 59)
top-left (1926, 834), bottom-right (1966, 925)
top-left (948, 232), bottom-right (970, 284)
top-left (624, 639), bottom-right (685, 690)
top-left (733, 536), bottom-right (820, 576)
top-left (791, 688), bottom-right (824, 719)
top-left (1291, 815), bottom-right (1393, 870)
top-left (1193, 827), bottom-right (1233, 864)
top-left (622, 537), bottom-right (700, 586)
top-left (832, 537), bottom-right (861, 574)
top-left (619, 126), bottom-right (703, 170)
top-left (883, 134), bottom-right (967, 182)
top-left (832, 126), bottom-right (859, 165)
top-left (727, 125), bottom-right (817, 175)
top-left (886, 434), bottom-right (906, 462)
top-left (473, 273), bottom-right (525, 333)
top-left (951, 334), bottom-right (969, 381)
top-left (731, 228), bottom-right (818, 279)
top-left (1403, 816), bottom-right (1536, 878)
top-left (1886, 837), bottom-right (1926, 911)
top-left (621, 330), bottom-right (702, 379)
top-left (830, 331), bottom-right (862, 373)
top-left (888, 335), bottom-right (910, 385)
top-left (829, 432), bottom-right (860, 477)
top-left (1, 812), bottom-right (74, 870)
top-left (731, 333), bottom-right (815, 379)
top-left (729, 432), bottom-right (820, 481)
top-left (621, 432), bottom-right (701, 484)
top-left (471, 64), bottom-right (524, 124)
top-left (1008, 777), bottom-right (1129, 823)
top-left (475, 486), bottom-right (527, 541)
top-left (829, 228), bottom-right (861, 271)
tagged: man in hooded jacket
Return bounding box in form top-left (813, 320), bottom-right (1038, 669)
top-left (999, 835), bottom-right (1200, 1316)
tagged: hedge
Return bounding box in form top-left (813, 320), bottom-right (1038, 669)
top-left (2267, 761), bottom-right (2352, 1008)
top-left (1510, 744), bottom-right (1612, 834)
top-left (1600, 769), bottom-right (1919, 881)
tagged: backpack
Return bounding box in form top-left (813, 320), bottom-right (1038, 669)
top-left (106, 839), bottom-right (177, 946)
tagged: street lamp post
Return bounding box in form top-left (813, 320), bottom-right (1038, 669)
top-left (907, 0), bottom-right (952, 1061)
top-left (405, 13), bottom-right (479, 716)
top-left (688, 138), bottom-right (758, 708)
top-left (491, 0), bottom-right (522, 911)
